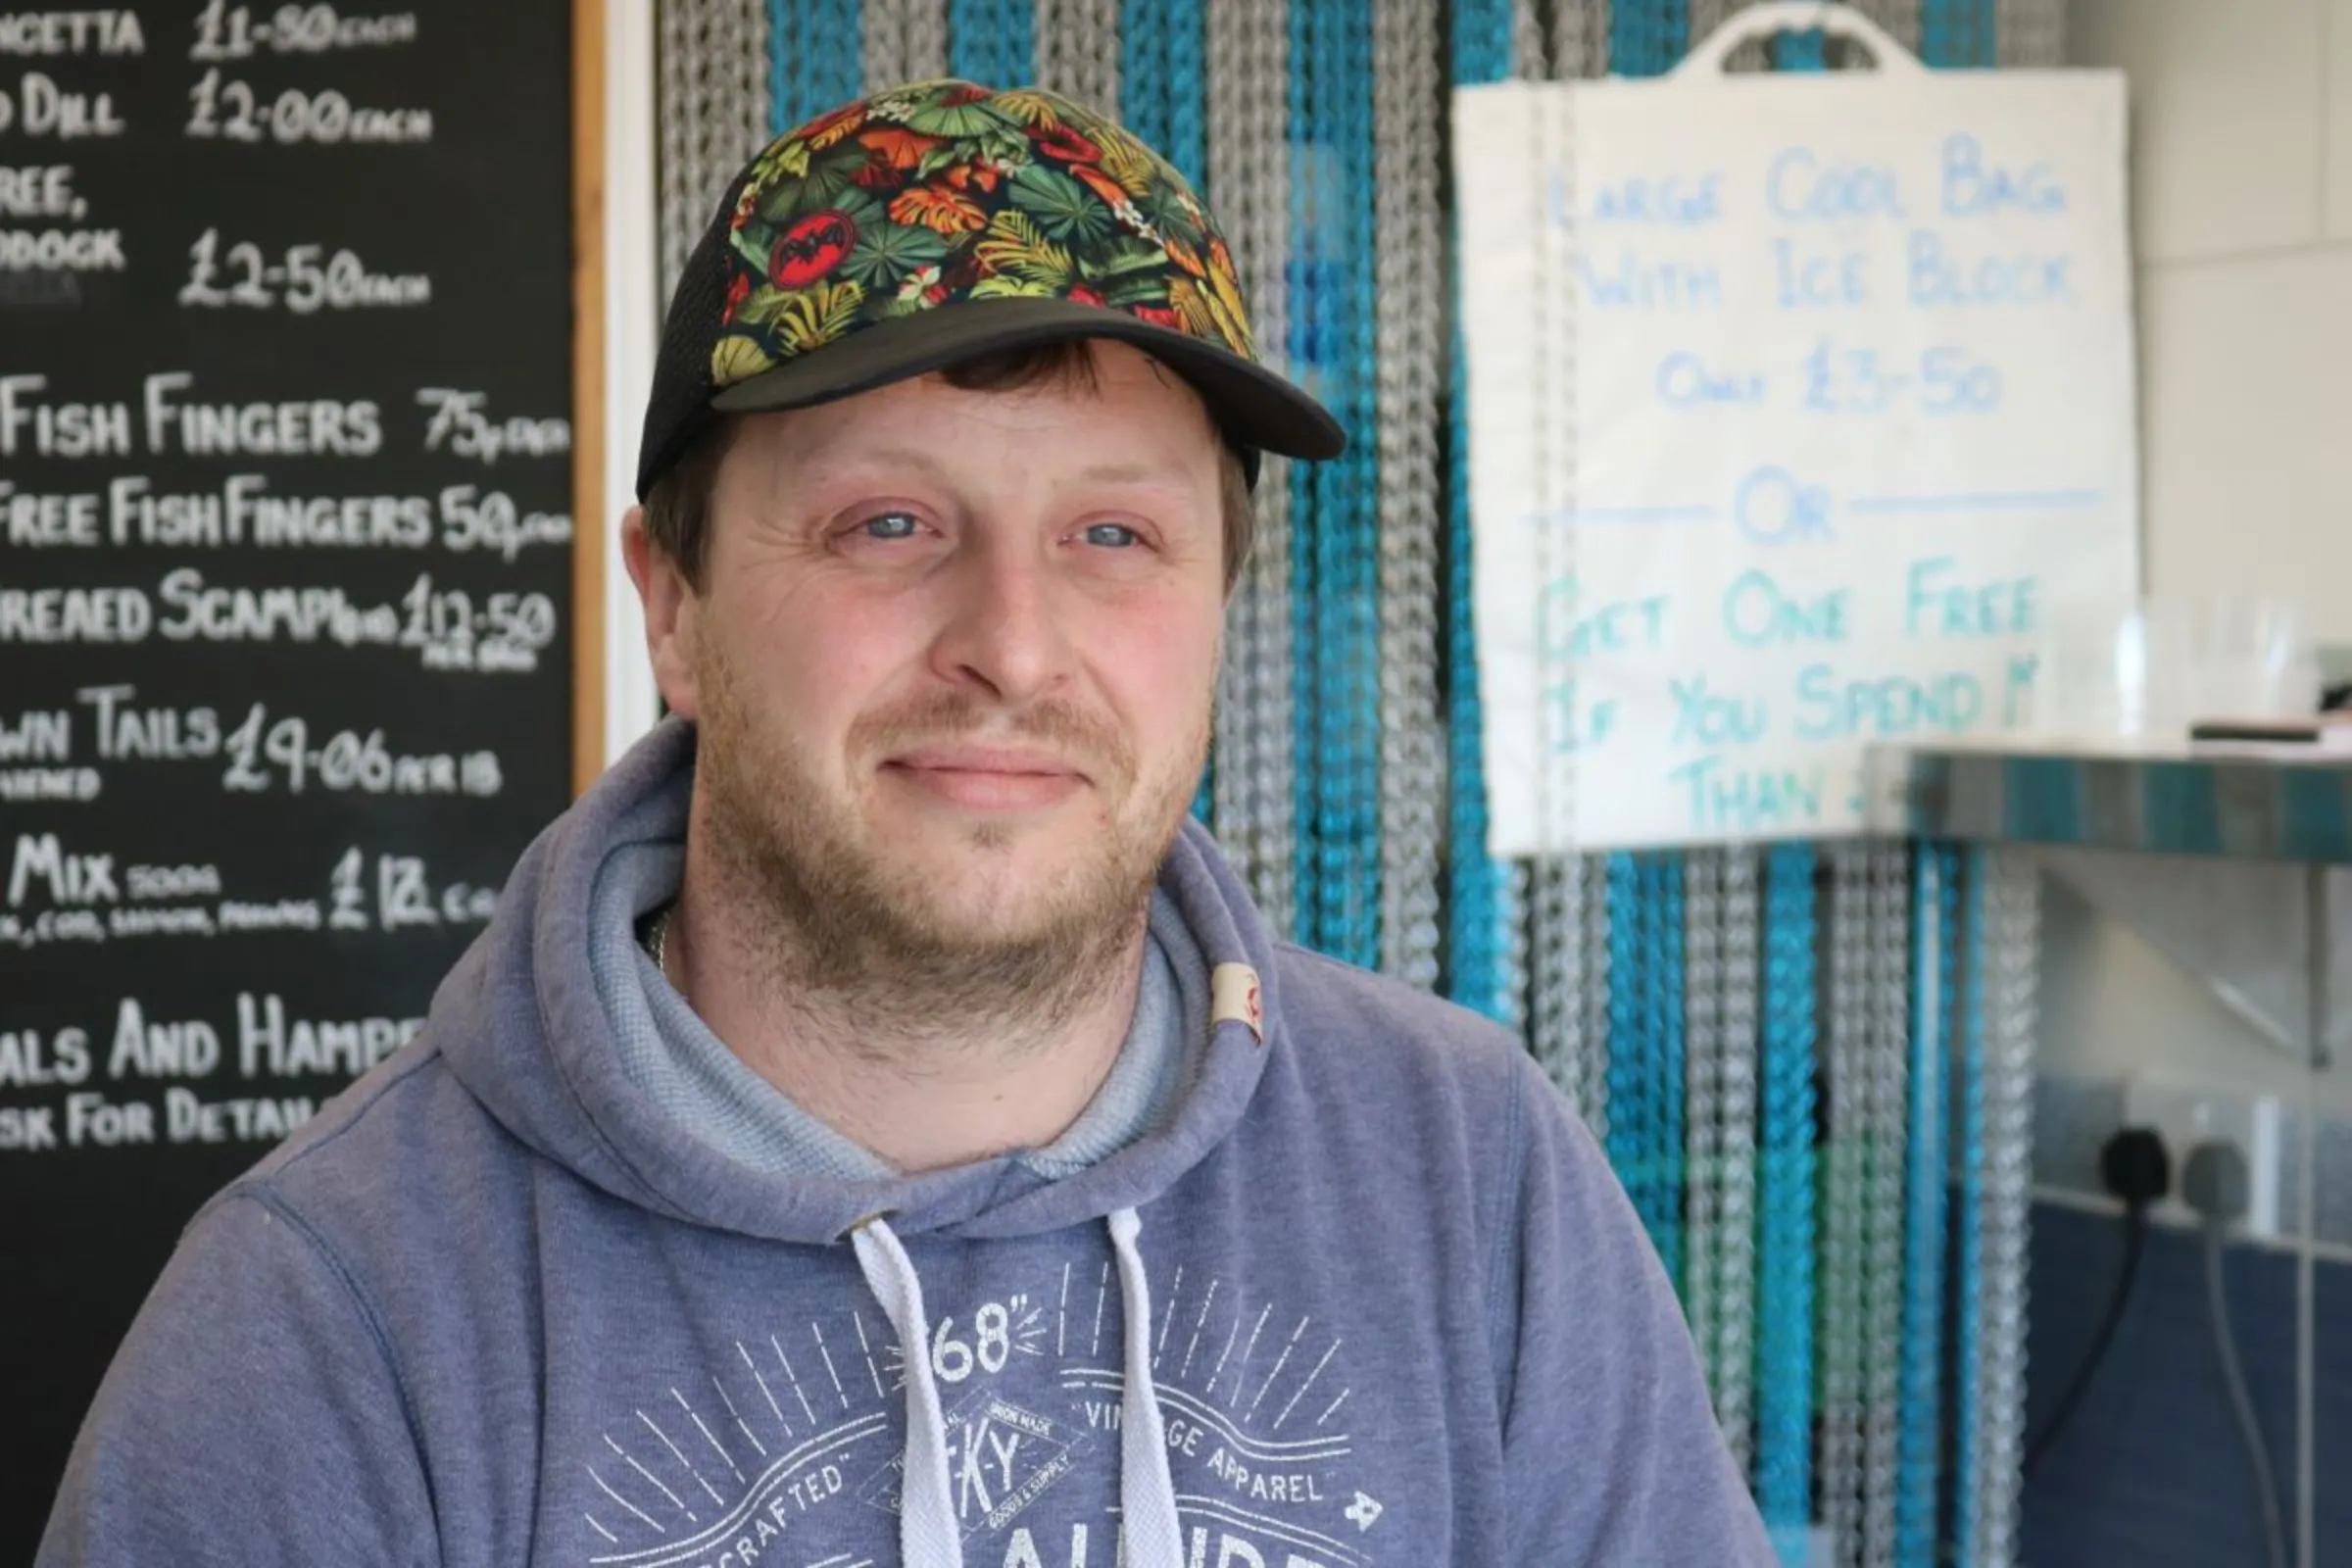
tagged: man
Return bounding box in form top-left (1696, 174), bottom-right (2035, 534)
top-left (42, 80), bottom-right (1771, 1565)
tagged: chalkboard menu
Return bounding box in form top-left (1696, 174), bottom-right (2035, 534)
top-left (0, 4), bottom-right (577, 1551)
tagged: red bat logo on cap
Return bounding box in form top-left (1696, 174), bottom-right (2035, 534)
top-left (769, 210), bottom-right (859, 289)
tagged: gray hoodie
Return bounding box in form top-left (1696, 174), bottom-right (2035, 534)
top-left (39, 720), bottom-right (1773, 1567)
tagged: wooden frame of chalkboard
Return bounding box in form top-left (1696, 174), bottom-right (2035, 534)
top-left (0, 2), bottom-right (598, 1552)
top-left (572, 0), bottom-right (606, 791)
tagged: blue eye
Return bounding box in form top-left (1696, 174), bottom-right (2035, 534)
top-left (858, 512), bottom-right (922, 541)
top-left (1083, 522), bottom-right (1140, 548)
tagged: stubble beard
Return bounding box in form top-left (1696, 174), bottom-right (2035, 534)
top-left (691, 646), bottom-right (1206, 1061)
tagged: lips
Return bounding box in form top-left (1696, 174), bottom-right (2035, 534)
top-left (881, 744), bottom-right (1091, 810)
top-left (888, 745), bottom-right (1082, 778)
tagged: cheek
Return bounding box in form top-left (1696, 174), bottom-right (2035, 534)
top-left (1092, 595), bottom-right (1224, 735)
top-left (711, 582), bottom-right (911, 735)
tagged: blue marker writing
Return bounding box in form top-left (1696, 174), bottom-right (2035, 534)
top-left (1543, 677), bottom-right (1621, 754)
top-left (1669, 753), bottom-right (1826, 833)
top-left (1940, 133), bottom-right (2066, 218)
top-left (1903, 557), bottom-right (2037, 637)
top-left (1582, 171), bottom-right (1727, 225)
top-left (1772, 238), bottom-right (1869, 309)
top-left (1908, 229), bottom-right (2073, 308)
top-left (1792, 662), bottom-right (1984, 741)
top-left (1735, 466), bottom-right (1833, 546)
top-left (1657, 351), bottom-right (1767, 409)
top-left (1578, 251), bottom-right (1725, 311)
top-left (1670, 674), bottom-right (1768, 748)
top-left (1765, 147), bottom-right (1909, 222)
top-left (1723, 568), bottom-right (1849, 648)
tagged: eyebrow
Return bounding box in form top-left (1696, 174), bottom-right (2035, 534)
top-left (790, 443), bottom-right (954, 484)
top-left (799, 446), bottom-right (1205, 494)
top-left (1063, 459), bottom-right (1203, 490)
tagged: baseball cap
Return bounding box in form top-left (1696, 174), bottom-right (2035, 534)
top-left (635, 78), bottom-right (1347, 501)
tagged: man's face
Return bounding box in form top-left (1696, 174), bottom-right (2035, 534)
top-left (638, 340), bottom-right (1229, 985)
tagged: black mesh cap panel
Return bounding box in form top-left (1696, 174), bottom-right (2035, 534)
top-left (634, 168), bottom-right (754, 501)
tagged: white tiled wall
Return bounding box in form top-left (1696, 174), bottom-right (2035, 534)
top-left (2074, 0), bottom-right (2352, 639)
top-left (2050, 31), bottom-right (2346, 1559)
top-left (2034, 4), bottom-right (2352, 1123)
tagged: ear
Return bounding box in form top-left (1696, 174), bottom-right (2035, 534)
top-left (622, 505), bottom-right (704, 719)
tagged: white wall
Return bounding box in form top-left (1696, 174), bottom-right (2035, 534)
top-left (2075, 0), bottom-right (2352, 639)
top-left (602, 0), bottom-right (663, 764)
top-left (2034, 2), bottom-right (2352, 1126)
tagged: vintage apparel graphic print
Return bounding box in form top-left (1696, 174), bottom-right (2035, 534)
top-left (575, 1263), bottom-right (1379, 1568)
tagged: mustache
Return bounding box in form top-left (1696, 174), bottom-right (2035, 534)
top-left (850, 691), bottom-right (1136, 783)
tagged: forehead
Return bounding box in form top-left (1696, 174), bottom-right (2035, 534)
top-left (724, 340), bottom-right (1224, 485)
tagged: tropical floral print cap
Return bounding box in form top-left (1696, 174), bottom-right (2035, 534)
top-left (635, 78), bottom-right (1345, 500)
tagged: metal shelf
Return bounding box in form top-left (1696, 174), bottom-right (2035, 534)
top-left (1866, 739), bottom-right (2352, 864)
top-left (1866, 738), bottom-right (2345, 1068)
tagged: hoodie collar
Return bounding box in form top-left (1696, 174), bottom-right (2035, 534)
top-left (433, 716), bottom-right (1280, 1244)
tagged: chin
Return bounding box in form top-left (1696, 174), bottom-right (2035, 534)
top-left (876, 882), bottom-right (1064, 961)
top-left (903, 837), bottom-right (1075, 906)
top-left (890, 828), bottom-right (1116, 928)
top-left (883, 801), bottom-right (1096, 864)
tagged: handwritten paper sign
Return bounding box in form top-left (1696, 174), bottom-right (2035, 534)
top-left (1454, 4), bottom-right (2136, 854)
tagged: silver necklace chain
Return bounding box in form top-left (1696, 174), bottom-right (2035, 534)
top-left (643, 903), bottom-right (674, 981)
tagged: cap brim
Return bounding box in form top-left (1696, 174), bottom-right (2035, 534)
top-left (707, 296), bottom-right (1347, 468)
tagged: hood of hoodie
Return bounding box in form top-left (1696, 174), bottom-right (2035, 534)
top-left (433, 716), bottom-right (1280, 1246)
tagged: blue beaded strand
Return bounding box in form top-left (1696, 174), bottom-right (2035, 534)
top-left (1284, 0), bottom-right (1380, 969)
top-left (1605, 853), bottom-right (1646, 1214)
top-left (1657, 853), bottom-right (1687, 1294)
top-left (1285, 0), bottom-right (1321, 953)
top-left (1442, 0), bottom-right (1513, 1020)
top-left (1756, 11), bottom-right (1831, 1544)
top-left (1304, 0), bottom-right (1340, 960)
top-left (1612, 0), bottom-right (1687, 77)
top-left (1952, 845), bottom-right (1991, 1566)
top-left (1759, 843), bottom-right (1818, 1563)
top-left (1163, 0), bottom-right (1205, 190)
top-left (1335, 0), bottom-right (1382, 972)
top-left (1633, 857), bottom-right (1662, 1246)
top-left (1896, 842), bottom-right (1956, 1566)
top-left (767, 0), bottom-right (798, 131)
top-left (1011, 0), bottom-right (1038, 85)
top-left (1772, 23), bottom-right (1828, 72)
top-left (950, 0), bottom-right (1032, 86)
top-left (816, 0), bottom-right (861, 109)
top-left (1148, 0), bottom-right (1209, 328)
top-left (1903, 31), bottom-right (1992, 1568)
top-left (1120, 0), bottom-right (1168, 148)
top-left (1923, 0), bottom-right (1998, 69)
top-left (1602, 853), bottom-right (1676, 1273)
top-left (1648, 857), bottom-right (1673, 1251)
top-left (768, 0), bottom-right (862, 131)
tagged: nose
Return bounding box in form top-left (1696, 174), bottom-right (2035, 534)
top-left (925, 529), bottom-right (1079, 705)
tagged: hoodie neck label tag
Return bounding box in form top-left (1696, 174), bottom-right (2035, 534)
top-left (1210, 963), bottom-right (1263, 1045)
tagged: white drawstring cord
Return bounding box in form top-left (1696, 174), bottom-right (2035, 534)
top-left (851, 1210), bottom-right (1187, 1568)
top-left (1108, 1206), bottom-right (1186, 1568)
top-left (851, 1218), bottom-right (963, 1568)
